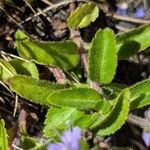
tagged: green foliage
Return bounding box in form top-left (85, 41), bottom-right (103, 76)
top-left (0, 120), bottom-right (8, 150)
top-left (116, 24), bottom-right (150, 59)
top-left (130, 78), bottom-right (150, 100)
top-left (15, 30), bottom-right (29, 41)
top-left (20, 136), bottom-right (46, 150)
top-left (130, 93), bottom-right (150, 110)
top-left (68, 2), bottom-right (99, 28)
top-left (129, 79), bottom-right (150, 109)
top-left (43, 107), bottom-right (84, 138)
top-left (80, 139), bottom-right (89, 150)
top-left (8, 75), bottom-right (65, 105)
top-left (47, 87), bottom-right (103, 111)
top-left (94, 89), bottom-right (130, 136)
top-left (0, 58), bottom-right (16, 81)
top-left (15, 30), bottom-right (79, 70)
top-left (102, 83), bottom-right (126, 100)
top-left (89, 28), bottom-right (117, 84)
top-left (3, 8), bottom-right (150, 146)
top-left (10, 59), bottom-right (39, 79)
top-left (74, 113), bottom-right (99, 128)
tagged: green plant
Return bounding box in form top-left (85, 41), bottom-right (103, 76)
top-left (1, 1), bottom-right (150, 149)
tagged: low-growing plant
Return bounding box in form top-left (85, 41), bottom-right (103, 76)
top-left (1, 1), bottom-right (150, 149)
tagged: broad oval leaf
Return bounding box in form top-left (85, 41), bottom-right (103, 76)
top-left (43, 107), bottom-right (84, 138)
top-left (10, 59), bottom-right (39, 79)
top-left (95, 88), bottom-right (130, 136)
top-left (0, 59), bottom-right (16, 81)
top-left (0, 120), bottom-right (8, 150)
top-left (68, 2), bottom-right (99, 28)
top-left (116, 24), bottom-right (150, 59)
top-left (47, 87), bottom-right (102, 111)
top-left (89, 28), bottom-right (117, 84)
top-left (15, 30), bottom-right (79, 70)
top-left (8, 75), bottom-right (65, 105)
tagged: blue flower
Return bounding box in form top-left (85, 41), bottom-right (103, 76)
top-left (142, 108), bottom-right (150, 147)
top-left (134, 7), bottom-right (146, 18)
top-left (47, 126), bottom-right (81, 150)
top-left (142, 132), bottom-right (150, 147)
top-left (116, 7), bottom-right (128, 16)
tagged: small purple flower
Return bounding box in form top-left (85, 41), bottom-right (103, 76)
top-left (134, 7), bottom-right (146, 18)
top-left (142, 132), bottom-right (150, 147)
top-left (116, 7), bottom-right (128, 16)
top-left (47, 126), bottom-right (81, 150)
top-left (142, 108), bottom-right (150, 147)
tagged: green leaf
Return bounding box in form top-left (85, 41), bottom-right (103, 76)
top-left (89, 28), bottom-right (117, 84)
top-left (116, 24), bottom-right (150, 59)
top-left (68, 2), bottom-right (99, 28)
top-left (21, 136), bottom-right (46, 150)
top-left (15, 30), bottom-right (29, 42)
top-left (129, 79), bottom-right (150, 109)
top-left (102, 83), bottom-right (126, 100)
top-left (95, 89), bottom-right (130, 136)
top-left (130, 79), bottom-right (150, 100)
top-left (130, 93), bottom-right (150, 110)
top-left (80, 139), bottom-right (89, 150)
top-left (10, 59), bottom-right (39, 79)
top-left (0, 59), bottom-right (16, 81)
top-left (0, 120), bottom-right (8, 150)
top-left (8, 75), bottom-right (65, 105)
top-left (47, 87), bottom-right (102, 111)
top-left (75, 113), bottom-right (99, 128)
top-left (43, 107), bottom-right (84, 138)
top-left (15, 30), bottom-right (79, 70)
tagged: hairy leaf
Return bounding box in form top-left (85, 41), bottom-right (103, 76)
top-left (95, 89), bottom-right (130, 136)
top-left (8, 75), bottom-right (64, 105)
top-left (0, 120), bottom-right (8, 150)
top-left (15, 30), bottom-right (79, 70)
top-left (47, 87), bottom-right (102, 111)
top-left (0, 59), bottom-right (16, 81)
top-left (68, 2), bottom-right (99, 28)
top-left (130, 79), bottom-right (150, 100)
top-left (89, 28), bottom-right (117, 83)
top-left (129, 79), bottom-right (150, 109)
top-left (103, 83), bottom-right (126, 100)
top-left (43, 107), bottom-right (84, 138)
top-left (130, 93), bottom-right (150, 109)
top-left (116, 24), bottom-right (150, 59)
top-left (10, 59), bottom-right (39, 79)
top-left (75, 113), bottom-right (99, 128)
